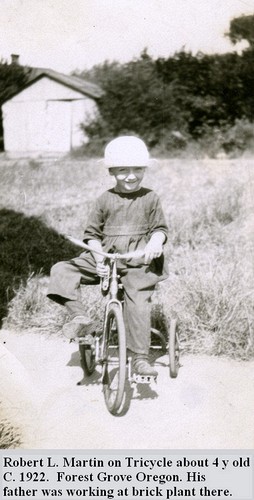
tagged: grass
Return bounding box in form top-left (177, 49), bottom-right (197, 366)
top-left (0, 415), bottom-right (21, 448)
top-left (0, 156), bottom-right (254, 359)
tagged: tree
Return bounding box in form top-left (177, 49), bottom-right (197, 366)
top-left (0, 60), bottom-right (30, 149)
top-left (226, 14), bottom-right (254, 48)
top-left (77, 28), bottom-right (254, 151)
top-left (78, 52), bottom-right (190, 147)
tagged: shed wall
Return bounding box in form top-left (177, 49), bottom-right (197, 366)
top-left (2, 77), bottom-right (98, 152)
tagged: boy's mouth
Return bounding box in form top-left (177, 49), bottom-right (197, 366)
top-left (125, 181), bottom-right (139, 188)
top-left (118, 180), bottom-right (141, 192)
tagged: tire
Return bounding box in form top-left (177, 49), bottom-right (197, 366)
top-left (102, 303), bottom-right (126, 415)
top-left (169, 318), bottom-right (180, 378)
top-left (79, 344), bottom-right (96, 376)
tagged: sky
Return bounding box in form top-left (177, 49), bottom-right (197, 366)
top-left (0, 0), bottom-right (253, 74)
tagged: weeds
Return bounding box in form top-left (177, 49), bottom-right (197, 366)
top-left (157, 244), bottom-right (254, 359)
top-left (4, 274), bottom-right (66, 334)
top-left (0, 415), bottom-right (21, 448)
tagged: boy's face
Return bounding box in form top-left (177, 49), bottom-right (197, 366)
top-left (109, 167), bottom-right (146, 193)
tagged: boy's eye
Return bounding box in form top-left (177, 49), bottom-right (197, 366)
top-left (113, 167), bottom-right (144, 175)
top-left (115, 168), bottom-right (129, 175)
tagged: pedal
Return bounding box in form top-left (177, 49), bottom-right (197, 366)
top-left (76, 335), bottom-right (95, 346)
top-left (131, 373), bottom-right (157, 384)
top-left (78, 341), bottom-right (94, 348)
top-left (127, 357), bottom-right (157, 384)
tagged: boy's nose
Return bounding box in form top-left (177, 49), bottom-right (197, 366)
top-left (126, 170), bottom-right (136, 179)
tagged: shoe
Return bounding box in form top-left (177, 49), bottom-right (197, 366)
top-left (63, 315), bottom-right (96, 341)
top-left (132, 354), bottom-right (158, 377)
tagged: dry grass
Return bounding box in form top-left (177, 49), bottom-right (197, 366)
top-left (0, 415), bottom-right (21, 448)
top-left (157, 244), bottom-right (254, 359)
top-left (1, 156), bottom-right (254, 359)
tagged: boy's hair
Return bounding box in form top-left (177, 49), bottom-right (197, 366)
top-left (104, 136), bottom-right (150, 167)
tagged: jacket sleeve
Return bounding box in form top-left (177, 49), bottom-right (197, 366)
top-left (148, 193), bottom-right (169, 243)
top-left (83, 197), bottom-right (105, 243)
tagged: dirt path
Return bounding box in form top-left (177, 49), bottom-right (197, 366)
top-left (0, 329), bottom-right (253, 449)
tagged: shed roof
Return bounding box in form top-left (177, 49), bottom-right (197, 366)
top-left (4, 66), bottom-right (103, 102)
top-left (28, 67), bottom-right (103, 98)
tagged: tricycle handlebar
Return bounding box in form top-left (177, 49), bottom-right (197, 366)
top-left (66, 235), bottom-right (145, 260)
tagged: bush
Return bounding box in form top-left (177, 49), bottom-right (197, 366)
top-left (171, 119), bottom-right (254, 159)
top-left (222, 119), bottom-right (254, 154)
top-left (76, 45), bottom-right (254, 155)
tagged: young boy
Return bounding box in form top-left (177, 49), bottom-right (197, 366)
top-left (47, 136), bottom-right (169, 376)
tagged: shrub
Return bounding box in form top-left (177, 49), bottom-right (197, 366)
top-left (222, 119), bottom-right (254, 154)
top-left (78, 44), bottom-right (254, 154)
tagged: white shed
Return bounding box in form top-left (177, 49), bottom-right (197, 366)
top-left (2, 68), bottom-right (103, 154)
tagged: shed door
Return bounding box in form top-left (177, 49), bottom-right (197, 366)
top-left (45, 101), bottom-right (72, 151)
top-left (3, 101), bottom-right (46, 151)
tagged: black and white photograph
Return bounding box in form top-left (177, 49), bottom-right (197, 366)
top-left (0, 0), bottom-right (253, 455)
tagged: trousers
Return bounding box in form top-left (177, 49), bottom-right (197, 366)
top-left (47, 251), bottom-right (159, 354)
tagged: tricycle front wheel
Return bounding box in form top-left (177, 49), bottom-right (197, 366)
top-left (102, 304), bottom-right (126, 415)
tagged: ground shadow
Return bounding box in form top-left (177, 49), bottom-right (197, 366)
top-left (67, 341), bottom-right (166, 413)
top-left (0, 208), bottom-right (80, 327)
top-left (67, 349), bottom-right (101, 386)
top-left (131, 383), bottom-right (158, 401)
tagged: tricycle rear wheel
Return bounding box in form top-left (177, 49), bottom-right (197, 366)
top-left (79, 344), bottom-right (96, 375)
top-left (169, 318), bottom-right (180, 378)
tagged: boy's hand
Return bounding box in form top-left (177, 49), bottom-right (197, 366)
top-left (144, 241), bottom-right (163, 264)
top-left (87, 239), bottom-right (108, 276)
top-left (144, 232), bottom-right (165, 264)
top-left (96, 262), bottom-right (109, 278)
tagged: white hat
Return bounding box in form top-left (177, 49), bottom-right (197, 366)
top-left (104, 136), bottom-right (150, 167)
